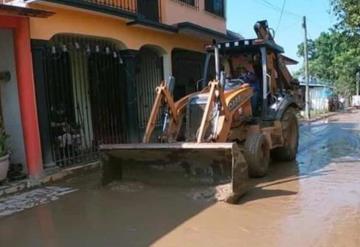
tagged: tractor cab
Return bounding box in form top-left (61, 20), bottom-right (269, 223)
top-left (201, 36), bottom-right (300, 119)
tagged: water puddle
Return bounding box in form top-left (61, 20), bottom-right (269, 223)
top-left (0, 186), bottom-right (77, 218)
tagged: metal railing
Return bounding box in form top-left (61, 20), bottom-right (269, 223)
top-left (80, 0), bottom-right (161, 22)
top-left (37, 35), bottom-right (128, 167)
top-left (83, 0), bottom-right (137, 13)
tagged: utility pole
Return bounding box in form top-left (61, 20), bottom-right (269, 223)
top-left (302, 16), bottom-right (310, 120)
top-left (356, 71), bottom-right (360, 96)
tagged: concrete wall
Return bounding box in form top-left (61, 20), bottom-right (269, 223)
top-left (28, 4), bottom-right (210, 81)
top-left (0, 29), bottom-right (27, 168)
top-left (28, 4), bottom-right (206, 53)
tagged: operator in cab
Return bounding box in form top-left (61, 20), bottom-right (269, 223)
top-left (236, 66), bottom-right (260, 112)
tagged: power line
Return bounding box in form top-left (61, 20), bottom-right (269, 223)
top-left (257, 0), bottom-right (330, 29)
top-left (275, 0), bottom-right (286, 33)
top-left (258, 0), bottom-right (301, 18)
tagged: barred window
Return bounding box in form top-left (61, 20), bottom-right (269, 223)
top-left (205, 0), bottom-right (225, 18)
top-left (178, 0), bottom-right (196, 6)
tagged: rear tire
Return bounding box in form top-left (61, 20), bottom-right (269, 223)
top-left (271, 107), bottom-right (299, 161)
top-left (244, 133), bottom-right (270, 178)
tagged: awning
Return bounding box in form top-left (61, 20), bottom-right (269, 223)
top-left (176, 22), bottom-right (241, 42)
top-left (127, 17), bottom-right (177, 34)
top-left (0, 3), bottom-right (54, 18)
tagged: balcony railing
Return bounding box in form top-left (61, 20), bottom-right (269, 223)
top-left (66, 0), bottom-right (161, 22)
top-left (83, 0), bottom-right (137, 13)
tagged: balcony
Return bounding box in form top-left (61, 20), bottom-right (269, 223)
top-left (38, 0), bottom-right (161, 22)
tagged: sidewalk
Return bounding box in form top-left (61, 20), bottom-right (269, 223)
top-left (299, 107), bottom-right (357, 124)
top-left (299, 111), bottom-right (337, 124)
top-left (0, 161), bottom-right (100, 198)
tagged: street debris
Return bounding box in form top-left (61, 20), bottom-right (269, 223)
top-left (189, 184), bottom-right (233, 202)
top-left (106, 181), bottom-right (145, 193)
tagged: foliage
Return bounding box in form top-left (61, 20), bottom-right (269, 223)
top-left (295, 0), bottom-right (360, 96)
top-left (331, 0), bottom-right (360, 32)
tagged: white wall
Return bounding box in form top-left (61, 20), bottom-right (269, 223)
top-left (0, 29), bottom-right (27, 169)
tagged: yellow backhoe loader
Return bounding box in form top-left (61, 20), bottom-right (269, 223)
top-left (100, 20), bottom-right (303, 203)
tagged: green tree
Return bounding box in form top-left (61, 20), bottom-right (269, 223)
top-left (296, 30), bottom-right (360, 96)
top-left (331, 0), bottom-right (360, 32)
top-left (295, 0), bottom-right (360, 96)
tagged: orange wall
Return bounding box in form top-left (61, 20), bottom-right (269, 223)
top-left (161, 0), bottom-right (226, 34)
top-left (28, 4), bottom-right (207, 54)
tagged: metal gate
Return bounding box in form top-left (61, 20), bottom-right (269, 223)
top-left (39, 35), bottom-right (127, 166)
top-left (135, 48), bottom-right (164, 129)
top-left (172, 49), bottom-right (207, 101)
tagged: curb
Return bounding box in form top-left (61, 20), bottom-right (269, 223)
top-left (300, 112), bottom-right (337, 124)
top-left (0, 161), bottom-right (101, 198)
top-left (299, 107), bottom-right (357, 125)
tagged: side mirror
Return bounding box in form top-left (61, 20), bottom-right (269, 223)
top-left (166, 75), bottom-right (175, 95)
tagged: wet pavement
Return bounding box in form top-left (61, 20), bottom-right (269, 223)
top-left (1, 110), bottom-right (360, 247)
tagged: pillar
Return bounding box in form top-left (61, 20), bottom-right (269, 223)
top-left (14, 17), bottom-right (43, 178)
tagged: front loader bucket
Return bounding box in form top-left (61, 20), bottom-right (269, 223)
top-left (99, 143), bottom-right (249, 203)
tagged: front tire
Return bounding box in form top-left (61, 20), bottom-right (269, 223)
top-left (244, 133), bottom-right (270, 178)
top-left (271, 107), bottom-right (299, 161)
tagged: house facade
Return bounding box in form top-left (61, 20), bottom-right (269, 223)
top-left (3, 0), bottom-right (239, 178)
top-left (0, 3), bottom-right (52, 179)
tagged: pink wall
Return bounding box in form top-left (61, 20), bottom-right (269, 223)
top-left (161, 0), bottom-right (226, 34)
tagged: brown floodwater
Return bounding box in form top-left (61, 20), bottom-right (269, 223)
top-left (1, 110), bottom-right (360, 247)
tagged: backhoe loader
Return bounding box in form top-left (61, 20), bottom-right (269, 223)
top-left (100, 20), bottom-right (303, 203)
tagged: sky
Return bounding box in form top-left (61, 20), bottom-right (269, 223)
top-left (227, 0), bottom-right (336, 71)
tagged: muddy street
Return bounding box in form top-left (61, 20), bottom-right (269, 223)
top-left (1, 110), bottom-right (360, 247)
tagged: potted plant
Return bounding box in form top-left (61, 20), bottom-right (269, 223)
top-left (0, 127), bottom-right (9, 182)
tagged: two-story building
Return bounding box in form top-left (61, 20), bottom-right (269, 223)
top-left (3, 0), bottom-right (241, 178)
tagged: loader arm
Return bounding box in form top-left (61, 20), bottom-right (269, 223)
top-left (197, 81), bottom-right (218, 143)
top-left (197, 80), bottom-right (253, 143)
top-left (143, 82), bottom-right (179, 143)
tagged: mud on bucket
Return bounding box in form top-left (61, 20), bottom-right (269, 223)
top-left (100, 143), bottom-right (249, 203)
